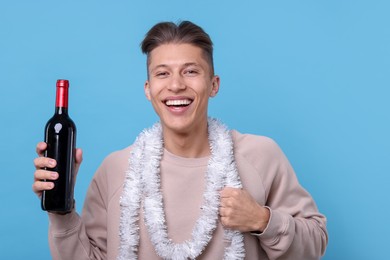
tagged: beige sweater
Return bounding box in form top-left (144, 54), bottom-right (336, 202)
top-left (48, 131), bottom-right (328, 259)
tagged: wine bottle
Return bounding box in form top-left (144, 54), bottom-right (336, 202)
top-left (41, 79), bottom-right (77, 213)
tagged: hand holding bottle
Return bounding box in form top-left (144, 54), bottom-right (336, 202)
top-left (32, 142), bottom-right (83, 199)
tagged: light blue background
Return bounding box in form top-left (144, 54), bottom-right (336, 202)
top-left (1, 1), bottom-right (389, 259)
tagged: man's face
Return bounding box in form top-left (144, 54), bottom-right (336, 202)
top-left (144, 43), bottom-right (219, 135)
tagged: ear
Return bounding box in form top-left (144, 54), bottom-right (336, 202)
top-left (144, 81), bottom-right (151, 101)
top-left (209, 76), bottom-right (220, 97)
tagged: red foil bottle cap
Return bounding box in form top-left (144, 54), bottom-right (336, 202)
top-left (56, 79), bottom-right (69, 108)
top-left (56, 79), bottom-right (69, 88)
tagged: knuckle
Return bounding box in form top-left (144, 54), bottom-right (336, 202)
top-left (226, 208), bottom-right (233, 216)
top-left (221, 216), bottom-right (232, 227)
top-left (33, 177), bottom-right (54, 192)
top-left (33, 157), bottom-right (40, 167)
top-left (34, 157), bottom-right (47, 168)
top-left (32, 183), bottom-right (37, 192)
top-left (221, 207), bottom-right (232, 217)
top-left (34, 169), bottom-right (45, 179)
top-left (231, 189), bottom-right (240, 197)
top-left (225, 198), bottom-right (234, 207)
top-left (32, 181), bottom-right (44, 192)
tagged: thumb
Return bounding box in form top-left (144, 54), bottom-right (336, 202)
top-left (74, 148), bottom-right (83, 176)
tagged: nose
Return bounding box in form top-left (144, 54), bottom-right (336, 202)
top-left (168, 73), bottom-right (186, 92)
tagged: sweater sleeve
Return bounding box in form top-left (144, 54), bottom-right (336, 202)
top-left (233, 132), bottom-right (328, 260)
top-left (48, 162), bottom-right (109, 260)
top-left (257, 139), bottom-right (328, 260)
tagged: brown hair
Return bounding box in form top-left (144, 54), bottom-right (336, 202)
top-left (141, 21), bottom-right (214, 76)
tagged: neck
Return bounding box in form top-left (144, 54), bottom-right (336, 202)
top-left (163, 126), bottom-right (210, 158)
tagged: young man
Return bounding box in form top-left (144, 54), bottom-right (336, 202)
top-left (33, 21), bottom-right (328, 259)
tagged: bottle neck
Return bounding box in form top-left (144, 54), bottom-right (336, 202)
top-left (55, 107), bottom-right (68, 115)
top-left (55, 86), bottom-right (69, 114)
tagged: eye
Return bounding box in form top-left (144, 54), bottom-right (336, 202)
top-left (155, 71), bottom-right (169, 78)
top-left (184, 69), bottom-right (199, 76)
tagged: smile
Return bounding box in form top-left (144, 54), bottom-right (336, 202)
top-left (165, 99), bottom-right (193, 107)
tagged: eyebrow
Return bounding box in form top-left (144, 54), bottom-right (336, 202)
top-left (150, 62), bottom-right (201, 73)
top-left (150, 64), bottom-right (168, 74)
top-left (183, 62), bottom-right (200, 68)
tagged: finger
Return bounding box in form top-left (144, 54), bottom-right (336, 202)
top-left (34, 169), bottom-right (59, 181)
top-left (32, 180), bottom-right (55, 194)
top-left (220, 216), bottom-right (226, 227)
top-left (34, 157), bottom-right (56, 169)
top-left (36, 142), bottom-right (47, 157)
top-left (73, 148), bottom-right (83, 178)
top-left (220, 187), bottom-right (240, 197)
top-left (219, 205), bottom-right (234, 217)
top-left (220, 196), bottom-right (232, 208)
top-left (219, 206), bottom-right (226, 217)
top-left (220, 216), bottom-right (234, 229)
top-left (75, 148), bottom-right (83, 165)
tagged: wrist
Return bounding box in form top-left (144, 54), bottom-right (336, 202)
top-left (251, 206), bottom-right (270, 234)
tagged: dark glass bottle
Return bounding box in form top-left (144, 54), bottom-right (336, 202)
top-left (41, 79), bottom-right (76, 213)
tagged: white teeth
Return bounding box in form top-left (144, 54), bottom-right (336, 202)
top-left (165, 99), bottom-right (192, 106)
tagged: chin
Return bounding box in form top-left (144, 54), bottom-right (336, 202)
top-left (160, 117), bottom-right (198, 134)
